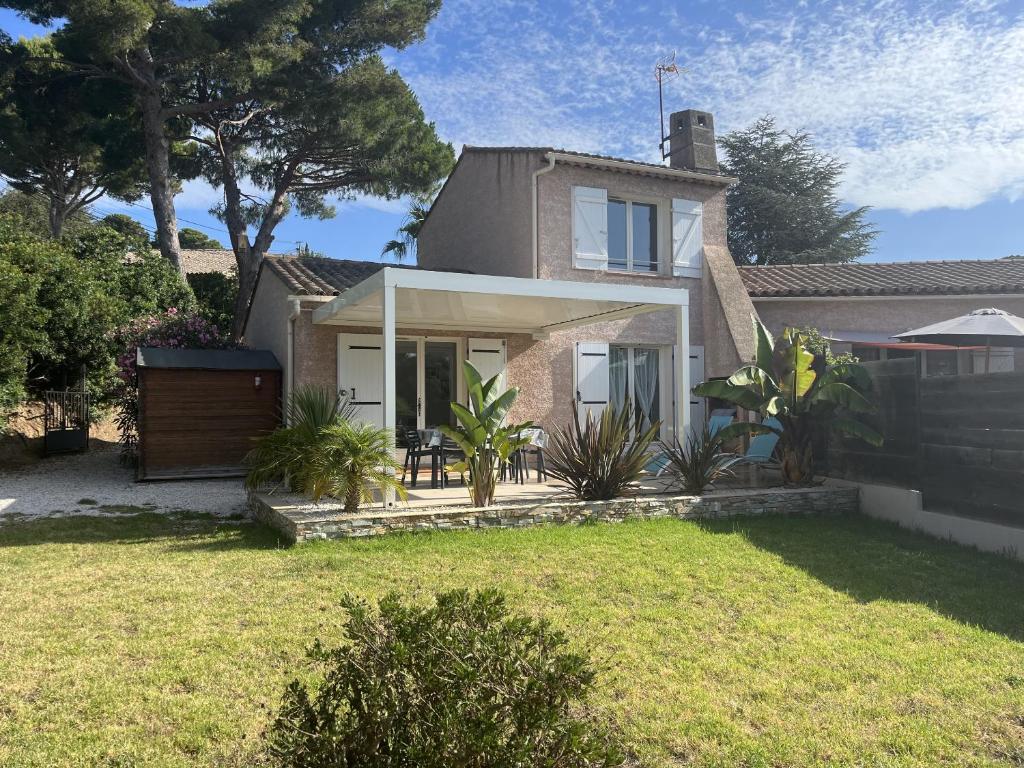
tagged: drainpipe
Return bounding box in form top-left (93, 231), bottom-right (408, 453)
top-left (286, 298), bottom-right (301, 423)
top-left (532, 152), bottom-right (556, 278)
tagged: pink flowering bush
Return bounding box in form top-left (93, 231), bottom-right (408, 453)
top-left (112, 308), bottom-right (241, 460)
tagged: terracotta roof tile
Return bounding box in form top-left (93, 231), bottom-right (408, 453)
top-left (262, 255), bottom-right (419, 296)
top-left (178, 249), bottom-right (238, 276)
top-left (739, 259), bottom-right (1024, 298)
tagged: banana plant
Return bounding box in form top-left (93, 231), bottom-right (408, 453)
top-left (694, 316), bottom-right (883, 485)
top-left (440, 361), bottom-right (533, 507)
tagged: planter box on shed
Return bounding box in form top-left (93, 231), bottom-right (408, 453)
top-left (137, 347), bottom-right (282, 480)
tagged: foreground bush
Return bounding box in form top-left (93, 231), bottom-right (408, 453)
top-left (266, 589), bottom-right (624, 768)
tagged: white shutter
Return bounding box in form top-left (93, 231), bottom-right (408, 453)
top-left (468, 338), bottom-right (506, 391)
top-left (972, 347), bottom-right (1015, 373)
top-left (672, 198), bottom-right (703, 277)
top-left (575, 342), bottom-right (610, 426)
top-left (689, 345), bottom-right (705, 437)
top-left (573, 186), bottom-right (608, 270)
top-left (337, 333), bottom-right (384, 428)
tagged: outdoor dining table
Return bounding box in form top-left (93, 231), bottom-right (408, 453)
top-left (414, 428), bottom-right (548, 489)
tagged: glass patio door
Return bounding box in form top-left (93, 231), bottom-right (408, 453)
top-left (394, 338), bottom-right (459, 442)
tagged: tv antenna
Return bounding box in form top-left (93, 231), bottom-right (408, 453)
top-left (655, 54), bottom-right (684, 161)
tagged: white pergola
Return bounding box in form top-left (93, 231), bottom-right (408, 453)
top-left (312, 267), bottom-right (691, 443)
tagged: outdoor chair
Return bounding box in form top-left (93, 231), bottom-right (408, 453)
top-left (721, 417), bottom-right (782, 469)
top-left (707, 408), bottom-right (736, 437)
top-left (401, 429), bottom-right (437, 487)
top-left (518, 427), bottom-right (548, 482)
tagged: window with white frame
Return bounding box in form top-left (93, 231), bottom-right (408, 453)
top-left (608, 199), bottom-right (659, 273)
top-left (572, 185), bottom-right (702, 277)
top-left (609, 346), bottom-right (660, 430)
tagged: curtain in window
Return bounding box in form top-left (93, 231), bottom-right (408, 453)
top-left (633, 348), bottom-right (659, 430)
top-left (609, 346), bottom-right (628, 415)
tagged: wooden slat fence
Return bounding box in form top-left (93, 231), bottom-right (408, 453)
top-left (829, 358), bottom-right (1024, 526)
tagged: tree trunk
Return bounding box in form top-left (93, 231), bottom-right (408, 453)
top-left (344, 480), bottom-right (362, 514)
top-left (134, 55), bottom-right (182, 275)
top-left (48, 197), bottom-right (65, 239)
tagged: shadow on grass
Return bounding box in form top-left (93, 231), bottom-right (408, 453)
top-left (699, 513), bottom-right (1024, 641)
top-left (0, 512), bottom-right (285, 551)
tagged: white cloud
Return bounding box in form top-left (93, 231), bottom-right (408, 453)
top-left (398, 0), bottom-right (1024, 213)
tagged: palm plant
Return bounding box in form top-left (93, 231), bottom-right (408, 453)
top-left (307, 422), bottom-right (407, 513)
top-left (694, 317), bottom-right (882, 485)
top-left (544, 399), bottom-right (660, 501)
top-left (380, 202), bottom-right (430, 262)
top-left (440, 361), bottom-right (532, 508)
top-left (660, 423), bottom-right (735, 494)
top-left (245, 385), bottom-right (404, 512)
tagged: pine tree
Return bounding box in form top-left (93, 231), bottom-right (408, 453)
top-left (720, 116), bottom-right (877, 266)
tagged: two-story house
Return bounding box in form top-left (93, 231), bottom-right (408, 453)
top-left (242, 109), bottom-right (757, 442)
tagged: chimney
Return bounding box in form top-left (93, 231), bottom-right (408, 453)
top-left (667, 109), bottom-right (718, 173)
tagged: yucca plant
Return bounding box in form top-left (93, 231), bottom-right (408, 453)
top-left (245, 385), bottom-right (404, 512)
top-left (659, 423), bottom-right (735, 494)
top-left (544, 398), bottom-right (660, 501)
top-left (440, 361), bottom-right (532, 508)
top-left (694, 316), bottom-right (882, 485)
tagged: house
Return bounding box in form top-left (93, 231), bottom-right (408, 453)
top-left (742, 259), bottom-right (1024, 374)
top-left (243, 109), bottom-right (758, 440)
top-left (178, 248), bottom-right (238, 277)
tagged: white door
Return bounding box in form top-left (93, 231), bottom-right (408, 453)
top-left (575, 342), bottom-right (610, 426)
top-left (337, 333), bottom-right (384, 428)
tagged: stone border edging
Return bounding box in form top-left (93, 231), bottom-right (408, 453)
top-left (249, 485), bottom-right (859, 544)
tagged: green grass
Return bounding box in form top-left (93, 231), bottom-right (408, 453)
top-left (1, 513), bottom-right (1023, 767)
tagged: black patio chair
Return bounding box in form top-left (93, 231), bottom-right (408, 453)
top-left (401, 429), bottom-right (438, 488)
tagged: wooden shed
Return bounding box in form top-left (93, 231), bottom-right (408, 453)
top-left (137, 347), bottom-right (282, 480)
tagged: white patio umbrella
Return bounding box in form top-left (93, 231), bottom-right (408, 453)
top-left (893, 308), bottom-right (1024, 373)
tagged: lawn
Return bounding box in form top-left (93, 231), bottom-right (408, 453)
top-left (1, 513), bottom-right (1023, 767)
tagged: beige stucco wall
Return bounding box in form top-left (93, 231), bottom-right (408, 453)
top-left (417, 149), bottom-right (542, 278)
top-left (242, 269), bottom-right (290, 372)
top-left (754, 296), bottom-right (1024, 339)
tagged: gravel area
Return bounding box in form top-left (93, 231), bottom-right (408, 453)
top-left (0, 446), bottom-right (249, 523)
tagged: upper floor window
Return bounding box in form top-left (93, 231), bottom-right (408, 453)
top-left (608, 199), bottom-right (659, 273)
top-left (572, 185), bottom-right (702, 278)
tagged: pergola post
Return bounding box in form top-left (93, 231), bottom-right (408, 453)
top-left (382, 272), bottom-right (397, 506)
top-left (674, 303), bottom-right (689, 441)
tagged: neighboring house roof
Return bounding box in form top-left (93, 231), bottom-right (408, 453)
top-left (262, 254), bottom-right (419, 296)
top-left (739, 259), bottom-right (1024, 298)
top-left (179, 249), bottom-right (238, 276)
top-left (137, 347), bottom-right (281, 370)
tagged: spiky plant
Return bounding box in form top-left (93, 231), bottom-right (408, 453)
top-left (244, 384), bottom-right (365, 502)
top-left (659, 423), bottom-right (735, 494)
top-left (310, 422), bottom-right (407, 513)
top-left (544, 399), bottom-right (660, 501)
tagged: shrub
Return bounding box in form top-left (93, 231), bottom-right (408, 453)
top-left (544, 399), bottom-right (660, 501)
top-left (111, 308), bottom-right (238, 460)
top-left (265, 589), bottom-right (624, 768)
top-left (245, 385), bottom-right (404, 512)
top-left (659, 423), bottom-right (735, 494)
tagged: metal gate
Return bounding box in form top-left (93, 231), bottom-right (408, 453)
top-left (43, 390), bottom-right (90, 455)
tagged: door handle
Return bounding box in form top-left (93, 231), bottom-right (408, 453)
top-left (417, 396), bottom-right (422, 416)
top-left (576, 390), bottom-right (582, 402)
top-left (350, 387), bottom-right (356, 400)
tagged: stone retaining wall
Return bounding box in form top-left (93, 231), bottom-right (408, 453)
top-left (249, 485), bottom-right (859, 544)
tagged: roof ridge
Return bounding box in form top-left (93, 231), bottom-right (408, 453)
top-left (740, 258), bottom-right (1024, 270)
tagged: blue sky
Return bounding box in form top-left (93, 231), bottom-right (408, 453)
top-left (3, 0), bottom-right (1023, 263)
